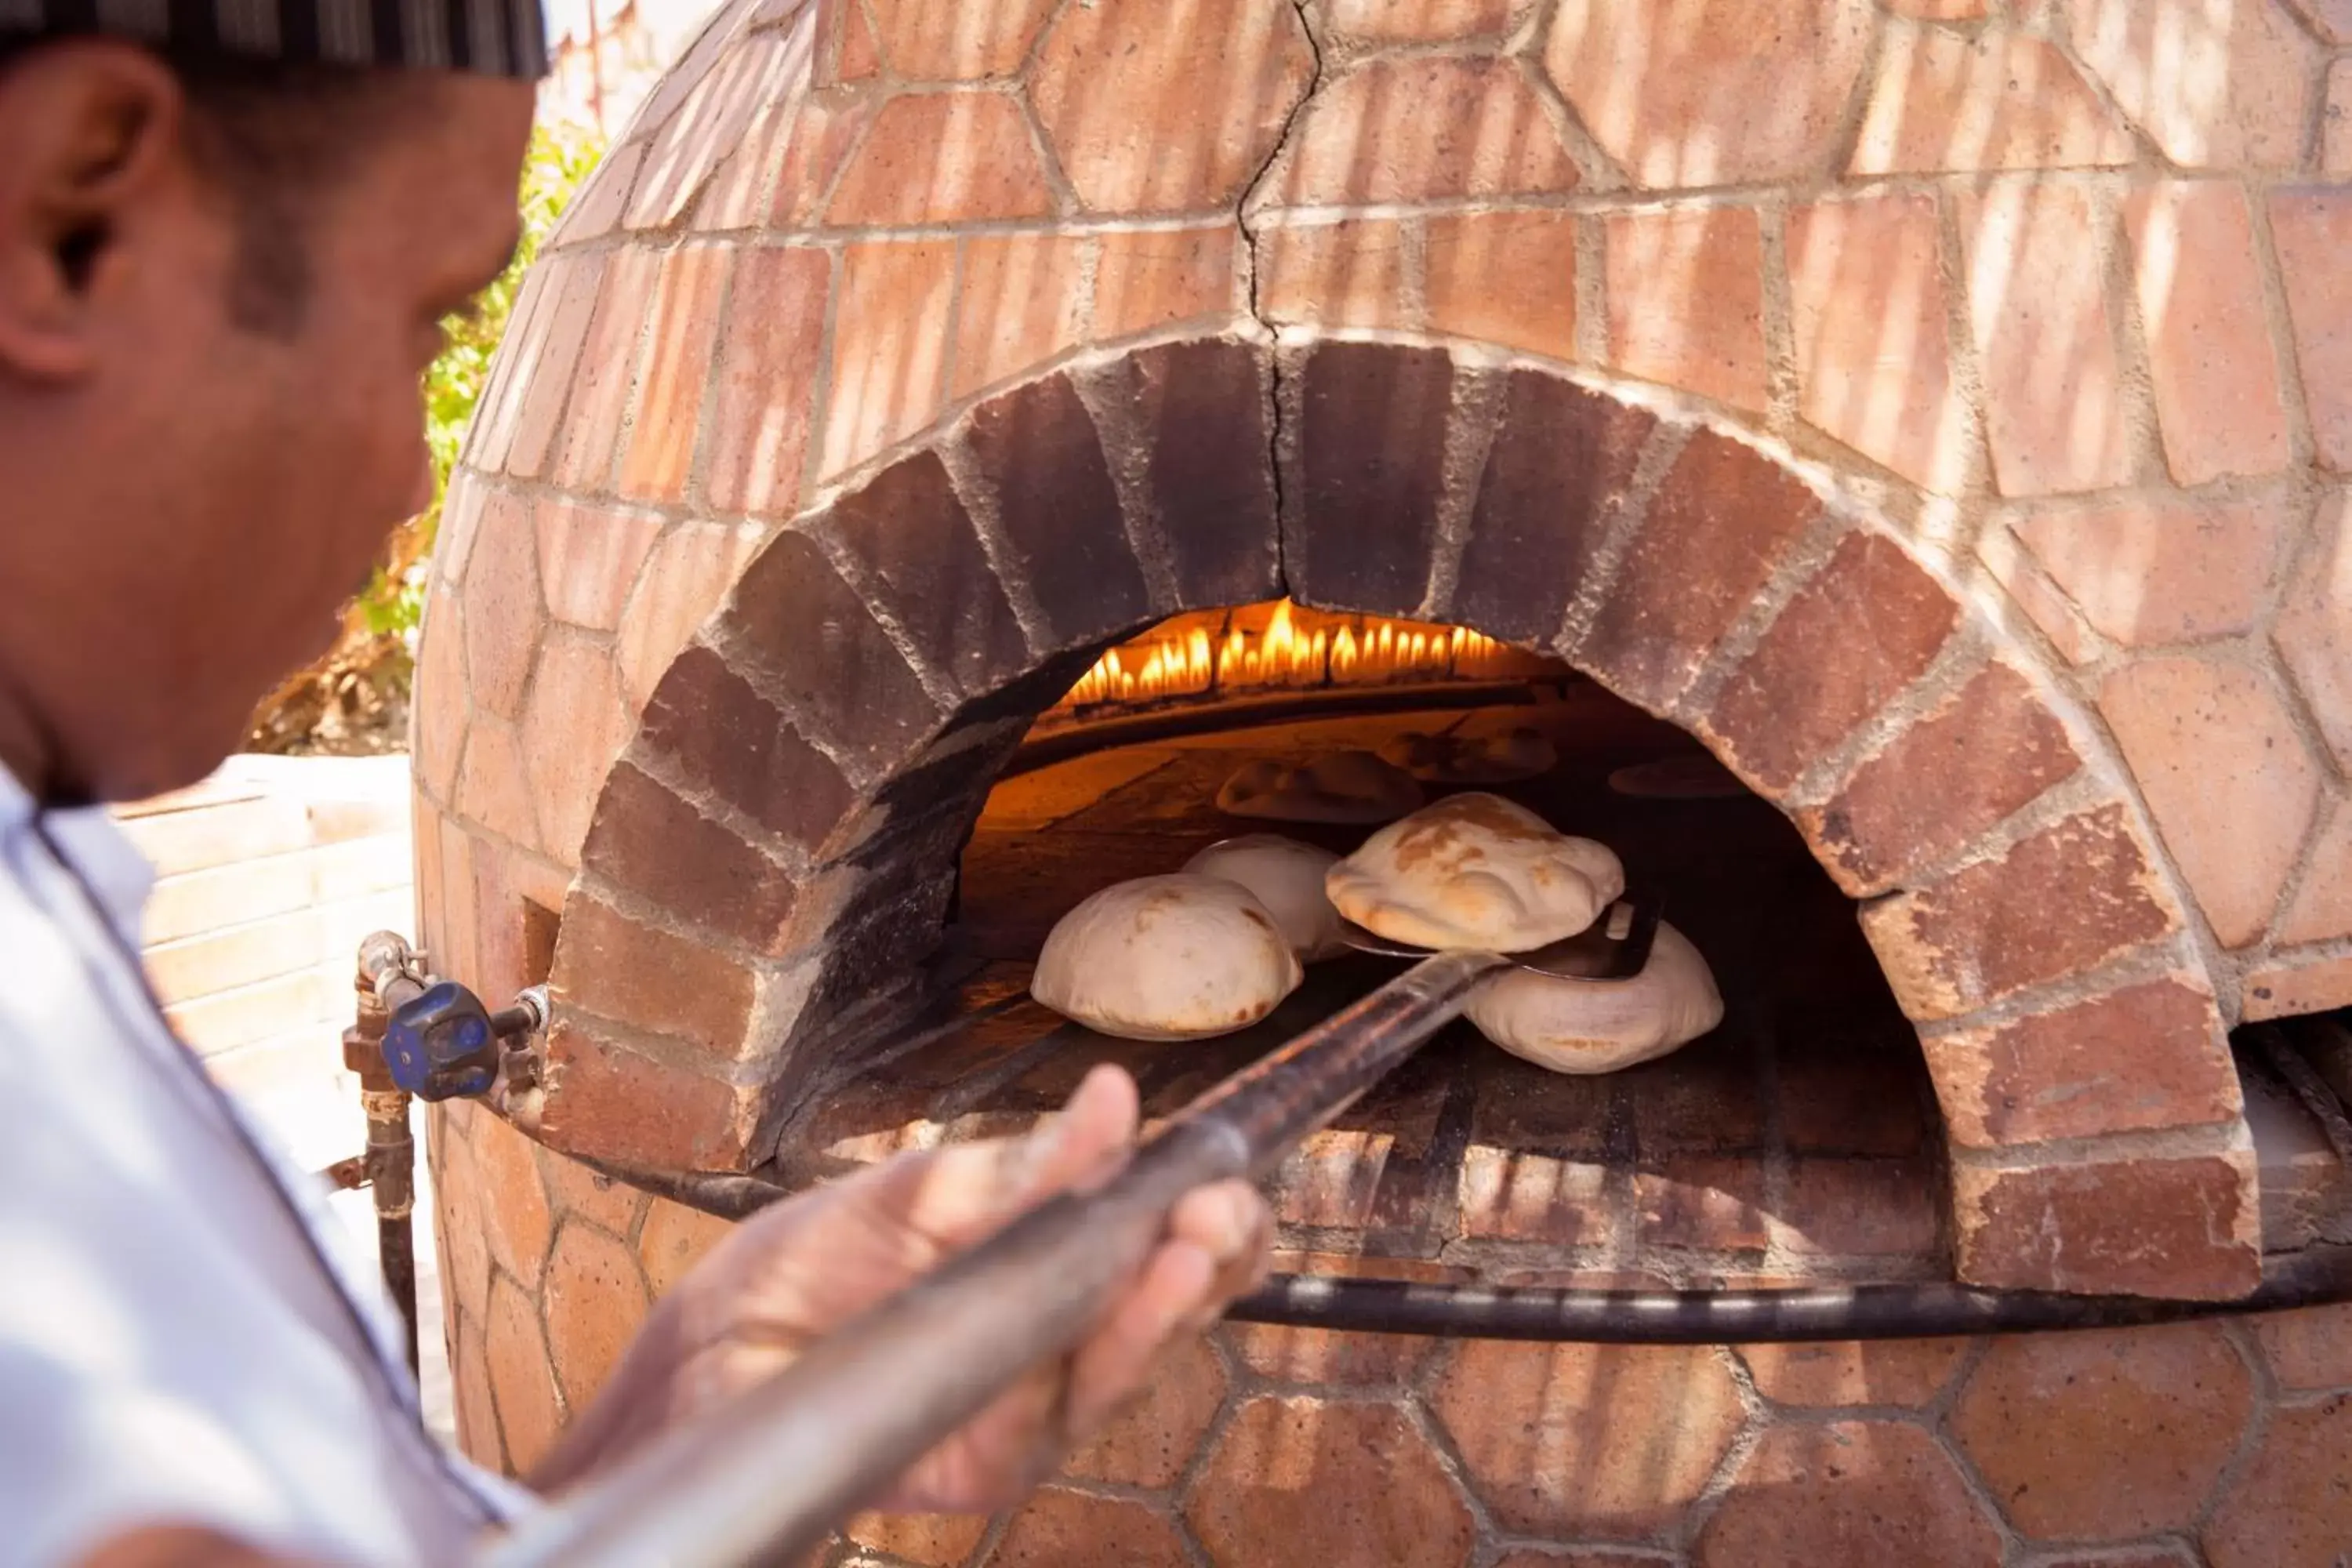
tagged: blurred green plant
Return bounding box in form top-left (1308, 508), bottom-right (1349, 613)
top-left (246, 120), bottom-right (604, 753)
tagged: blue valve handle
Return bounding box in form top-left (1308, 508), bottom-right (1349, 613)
top-left (381, 980), bottom-right (503, 1101)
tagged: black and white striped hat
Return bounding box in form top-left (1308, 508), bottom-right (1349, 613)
top-left (0, 0), bottom-right (549, 77)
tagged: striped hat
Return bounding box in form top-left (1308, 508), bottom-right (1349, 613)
top-left (0, 0), bottom-right (549, 76)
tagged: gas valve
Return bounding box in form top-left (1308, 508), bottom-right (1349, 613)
top-left (382, 981), bottom-right (503, 1101)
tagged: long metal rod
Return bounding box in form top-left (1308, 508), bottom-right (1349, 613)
top-left (486, 949), bottom-right (1501, 1568)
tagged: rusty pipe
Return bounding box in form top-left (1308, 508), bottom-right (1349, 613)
top-left (342, 931), bottom-right (431, 1375)
top-left (485, 948), bottom-right (1504, 1568)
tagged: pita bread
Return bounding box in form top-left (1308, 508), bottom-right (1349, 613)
top-left (1032, 874), bottom-right (1302, 1040)
top-left (1465, 920), bottom-right (1722, 1073)
top-left (1183, 834), bottom-right (1347, 962)
top-left (1325, 792), bottom-right (1624, 953)
top-left (1378, 727), bottom-right (1556, 784)
top-left (1215, 750), bottom-right (1423, 824)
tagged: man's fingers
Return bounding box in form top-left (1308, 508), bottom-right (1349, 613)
top-left (892, 1065), bottom-right (1142, 1247)
top-left (1064, 1240), bottom-right (1215, 1440)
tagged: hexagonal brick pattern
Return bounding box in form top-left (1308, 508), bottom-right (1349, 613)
top-left (2205, 1393), bottom-right (2352, 1567)
top-left (1064, 1334), bottom-right (1228, 1489)
top-left (1737, 1338), bottom-right (1971, 1407)
top-left (867, 0), bottom-right (1056, 78)
top-left (638, 1194), bottom-right (737, 1298)
top-left (473, 1108), bottom-right (554, 1290)
top-left (995, 1489), bottom-right (1192, 1568)
top-left (543, 1219), bottom-right (653, 1410)
top-left (484, 1272), bottom-right (561, 1472)
top-left (1185, 1396), bottom-right (1476, 1568)
top-left (2275, 492), bottom-right (2352, 771)
top-left (1696, 1421), bottom-right (2002, 1567)
top-left (2067, 0), bottom-right (2317, 169)
top-left (1268, 56), bottom-right (1579, 205)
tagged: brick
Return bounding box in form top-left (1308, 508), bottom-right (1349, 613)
top-left (1290, 341), bottom-right (1453, 617)
top-left (1432, 1341), bottom-right (1746, 1539)
top-left (1737, 1338), bottom-right (1969, 1406)
top-left (1925, 975), bottom-right (2239, 1149)
top-left (2205, 1394), bottom-right (2352, 1568)
top-left (1093, 226), bottom-right (1239, 339)
top-left (682, 66), bottom-right (810, 233)
top-left (2330, 60), bottom-right (2352, 172)
top-left (1700, 532), bottom-right (1959, 793)
top-left (996, 1490), bottom-right (1189, 1568)
top-left (456, 718), bottom-right (542, 854)
top-left (1131, 339), bottom-right (1281, 608)
top-left (821, 239), bottom-right (955, 477)
top-left (434, 469), bottom-right (491, 588)
top-left (461, 493), bottom-right (544, 724)
top-left (1452, 372), bottom-right (1653, 645)
top-left (412, 595), bottom-right (467, 804)
top-left (950, 232), bottom-right (1087, 400)
top-left (1458, 1145), bottom-right (1611, 1246)
top-left (557, 894), bottom-right (760, 1059)
top-left (536, 500), bottom-right (663, 633)
top-left (637, 645), bottom-right (855, 858)
top-left (484, 1273), bottom-right (560, 1471)
top-left (1494, 1555), bottom-right (1664, 1568)
top-left (1980, 525), bottom-right (2097, 665)
top-left (1257, 216), bottom-right (1410, 333)
top-left (434, 822), bottom-right (482, 985)
top-left (2281, 804), bottom-right (2352, 946)
top-left (826, 452), bottom-right (1031, 699)
top-left (118, 795), bottom-right (307, 880)
top-left (1788, 193), bottom-right (1970, 492)
top-left (638, 1197), bottom-right (736, 1301)
top-left (2102, 655), bottom-right (2321, 947)
top-left (1778, 1158), bottom-right (1943, 1258)
top-left (1603, 205), bottom-right (1768, 412)
top-left (1859, 804), bottom-right (2180, 1020)
top-left (1807, 661), bottom-right (2083, 898)
top-left (616, 245), bottom-right (732, 505)
top-left (625, 31), bottom-right (801, 230)
top-left (1185, 1397), bottom-right (1476, 1568)
top-left (539, 1018), bottom-right (763, 1171)
top-left (617, 521), bottom-right (763, 714)
top-left (828, 91), bottom-right (1056, 226)
top-left (2014, 489), bottom-right (2286, 648)
top-left (551, 249), bottom-right (658, 492)
top-left (1577, 429), bottom-right (1820, 710)
top-left (867, 0), bottom-right (1053, 77)
top-left (1275, 55), bottom-right (1578, 205)
top-left (1225, 1310), bottom-right (1436, 1387)
top-left (1953, 1151), bottom-right (2259, 1298)
top-left (727, 530), bottom-right (946, 776)
top-left (548, 138), bottom-right (640, 245)
top-left (2125, 183), bottom-right (2292, 484)
top-left (451, 1300), bottom-right (502, 1471)
top-left (1325, 0), bottom-right (1511, 38)
top-left (165, 967), bottom-right (333, 1056)
top-left (142, 908), bottom-right (323, 1007)
top-left (1032, 0), bottom-right (1316, 213)
top-left (542, 1219), bottom-right (650, 1414)
top-left (520, 633), bottom-right (636, 866)
top-left (1063, 1334), bottom-right (1225, 1488)
top-left (2067, 0), bottom-right (2316, 169)
top-left (771, 92), bottom-right (877, 227)
top-left (2276, 492), bottom-right (2352, 768)
top-left (579, 761), bottom-right (803, 951)
top-left (1424, 210), bottom-right (1577, 362)
top-left (1853, 26), bottom-right (2132, 172)
top-left (539, 1147), bottom-right (647, 1237)
top-left (1637, 1157), bottom-right (1767, 1250)
top-left (2244, 950), bottom-right (2352, 1021)
top-left (473, 1110), bottom-right (554, 1290)
top-left (2254, 1301), bottom-right (2352, 1390)
top-left (464, 267), bottom-right (555, 474)
top-left (1955, 1320), bottom-right (2252, 1537)
top-left (506, 253), bottom-right (606, 481)
top-left (703, 247), bottom-right (829, 517)
top-left (1697, 1421), bottom-right (2000, 1567)
top-left (2270, 188), bottom-right (2352, 472)
top-left (1776, 1033), bottom-right (1936, 1156)
top-left (843, 1512), bottom-right (988, 1566)
top-left (962, 375), bottom-right (1152, 652)
top-left (1961, 181), bottom-right (2130, 496)
top-left (1544, 0), bottom-right (1875, 185)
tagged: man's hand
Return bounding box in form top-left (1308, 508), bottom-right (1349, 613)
top-left (534, 1065), bottom-right (1273, 1512)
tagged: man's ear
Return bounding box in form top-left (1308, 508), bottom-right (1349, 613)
top-left (0, 42), bottom-right (184, 380)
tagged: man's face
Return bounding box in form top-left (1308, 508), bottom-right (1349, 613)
top-left (0, 53), bottom-right (535, 800)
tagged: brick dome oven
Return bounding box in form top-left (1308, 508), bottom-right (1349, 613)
top-left (415, 0), bottom-right (2352, 1559)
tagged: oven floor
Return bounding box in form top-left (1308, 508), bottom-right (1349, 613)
top-left (772, 684), bottom-right (2347, 1284)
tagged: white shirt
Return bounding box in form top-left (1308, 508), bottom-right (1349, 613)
top-left (0, 766), bottom-right (533, 1565)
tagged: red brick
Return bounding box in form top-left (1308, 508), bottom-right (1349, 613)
top-left (1030, 0), bottom-right (1316, 213)
top-left (827, 91), bottom-right (1054, 227)
top-left (1424, 209), bottom-right (1577, 361)
top-left (1290, 342), bottom-right (1453, 616)
top-left (821, 239), bottom-right (955, 477)
top-left (1788, 193), bottom-right (1970, 492)
top-left (821, 0), bottom-right (880, 82)
top-left (2254, 1301), bottom-right (2352, 1390)
top-left (1637, 1157), bottom-right (1767, 1251)
top-left (2014, 488), bottom-right (2286, 648)
top-left (843, 1512), bottom-right (988, 1566)
top-left (452, 1303), bottom-right (503, 1471)
top-left (505, 253), bottom-right (607, 481)
top-left (2067, 0), bottom-right (2317, 169)
top-left (577, 760), bottom-right (802, 952)
top-left (1980, 525), bottom-right (2097, 665)
top-left (520, 632), bottom-right (636, 866)
top-left (769, 91), bottom-right (877, 227)
top-left (1737, 1338), bottom-right (1970, 1406)
top-left (1807, 661), bottom-right (2083, 898)
top-left (538, 1018), bottom-right (763, 1171)
top-left (535, 499), bottom-right (662, 635)
top-left (1775, 1034), bottom-right (1934, 1158)
top-left (826, 452), bottom-right (1031, 698)
top-left (412, 593), bottom-right (467, 804)
top-left (867, 0), bottom-right (1054, 78)
top-left (1577, 429), bottom-right (1819, 710)
top-left (702, 246), bottom-right (829, 518)
top-left (1275, 55), bottom-right (1577, 205)
top-left (1129, 339), bottom-right (1283, 608)
top-left (1431, 1341), bottom-right (1746, 1539)
top-left (456, 718), bottom-right (542, 855)
top-left (1953, 1152), bottom-right (2259, 1299)
top-left (539, 1146), bottom-right (647, 1238)
top-left (1225, 1315), bottom-right (1435, 1387)
top-left (2274, 189), bottom-right (2352, 472)
top-left (434, 822), bottom-right (481, 986)
top-left (1093, 226), bottom-right (1240, 339)
top-left (1925, 974), bottom-right (2239, 1149)
top-left (1853, 27), bottom-right (2132, 173)
top-left (2281, 803), bottom-right (2352, 946)
top-left (637, 1195), bottom-right (735, 1298)
top-left (2101, 655), bottom-right (2321, 948)
top-left (460, 495), bottom-right (543, 725)
top-left (1063, 1334), bottom-right (1225, 1488)
top-left (615, 521), bottom-right (763, 714)
top-left (1458, 1146), bottom-right (1611, 1247)
top-left (434, 469), bottom-right (491, 589)
top-left (950, 232), bottom-right (1087, 400)
top-left (484, 1273), bottom-right (560, 1471)
top-left (1603, 205), bottom-right (1768, 412)
top-left (637, 644), bottom-right (856, 858)
top-left (1697, 1421), bottom-right (2000, 1567)
top-left (473, 1109), bottom-right (553, 1290)
top-left (557, 894), bottom-right (760, 1060)
top-left (1961, 181), bottom-right (2129, 495)
top-left (543, 1221), bottom-right (650, 1414)
top-left (616, 245), bottom-right (732, 504)
top-left (549, 140), bottom-right (641, 245)
top-left (1780, 1158), bottom-right (1943, 1258)
top-left (1256, 216), bottom-right (1411, 333)
top-left (2205, 1394), bottom-right (2352, 1568)
top-left (1544, 0), bottom-right (1875, 185)
top-left (1954, 1320), bottom-right (2253, 1537)
top-left (1325, 0), bottom-right (1511, 38)
top-left (2276, 492), bottom-right (2352, 768)
top-left (1699, 532), bottom-right (1958, 793)
top-left (551, 249), bottom-right (659, 492)
top-left (2330, 59), bottom-right (2352, 173)
top-left (2244, 950), bottom-right (2352, 1021)
top-left (439, 1140), bottom-right (492, 1328)
top-left (625, 32), bottom-right (802, 230)
top-left (2125, 183), bottom-right (2292, 484)
top-left (1860, 803), bottom-right (2180, 1020)
top-left (995, 1490), bottom-right (1189, 1568)
top-left (1185, 1397), bottom-right (1476, 1568)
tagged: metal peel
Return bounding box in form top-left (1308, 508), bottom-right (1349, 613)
top-left (1338, 895), bottom-right (1661, 982)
